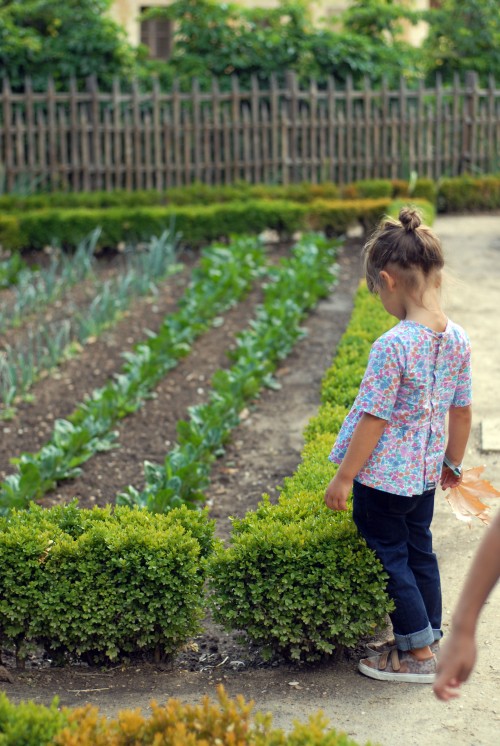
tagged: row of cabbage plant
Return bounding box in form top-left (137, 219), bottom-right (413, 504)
top-left (119, 233), bottom-right (340, 512)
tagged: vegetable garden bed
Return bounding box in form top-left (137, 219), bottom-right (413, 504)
top-left (0, 224), bottom-right (357, 660)
top-left (1, 226), bottom-right (363, 699)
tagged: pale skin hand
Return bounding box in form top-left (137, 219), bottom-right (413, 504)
top-left (433, 511), bottom-right (500, 701)
top-left (324, 412), bottom-right (387, 511)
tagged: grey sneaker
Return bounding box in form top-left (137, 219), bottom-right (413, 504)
top-left (358, 648), bottom-right (437, 683)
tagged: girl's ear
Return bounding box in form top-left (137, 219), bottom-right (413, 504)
top-left (379, 269), bottom-right (396, 290)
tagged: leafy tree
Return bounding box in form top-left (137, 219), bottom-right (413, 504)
top-left (342, 0), bottom-right (422, 44)
top-left (423, 0), bottom-right (500, 83)
top-left (0, 0), bottom-right (136, 90)
top-left (140, 0), bottom-right (422, 88)
top-left (141, 0), bottom-right (313, 87)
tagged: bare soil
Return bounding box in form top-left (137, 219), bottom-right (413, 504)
top-left (2, 219), bottom-right (500, 746)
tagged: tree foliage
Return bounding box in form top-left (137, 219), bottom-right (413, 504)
top-left (1, 0), bottom-right (499, 91)
top-left (0, 0), bottom-right (136, 90)
top-left (142, 0), bottom-right (421, 88)
top-left (423, 0), bottom-right (500, 83)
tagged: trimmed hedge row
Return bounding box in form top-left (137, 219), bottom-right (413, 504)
top-left (437, 175), bottom-right (500, 213)
top-left (0, 178), bottom-right (434, 212)
top-left (11, 173), bottom-right (500, 216)
top-left (0, 686), bottom-right (374, 746)
top-left (0, 502), bottom-right (215, 666)
top-left (0, 197), bottom-right (435, 252)
top-left (0, 198), bottom-right (384, 251)
top-left (207, 284), bottom-right (396, 662)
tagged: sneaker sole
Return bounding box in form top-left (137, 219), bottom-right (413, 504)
top-left (358, 660), bottom-right (435, 684)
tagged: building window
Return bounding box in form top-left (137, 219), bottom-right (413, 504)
top-left (140, 8), bottom-right (173, 60)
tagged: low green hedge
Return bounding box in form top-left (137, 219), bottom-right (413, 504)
top-left (2, 174), bottom-right (498, 226)
top-left (0, 181), bottom-right (342, 212)
top-left (437, 175), bottom-right (500, 212)
top-left (207, 285), bottom-right (396, 662)
top-left (0, 197), bottom-right (435, 252)
top-left (0, 687), bottom-right (375, 746)
top-left (0, 198), bottom-right (389, 251)
top-left (0, 694), bottom-right (69, 746)
top-left (0, 177), bottom-right (437, 213)
top-left (0, 502), bottom-right (215, 666)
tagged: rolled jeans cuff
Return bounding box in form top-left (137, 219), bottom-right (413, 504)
top-left (394, 623), bottom-right (435, 651)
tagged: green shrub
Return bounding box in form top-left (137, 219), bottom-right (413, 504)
top-left (352, 180), bottom-right (394, 199)
top-left (0, 202), bottom-right (297, 250)
top-left (412, 178), bottom-right (437, 203)
top-left (437, 175), bottom-right (500, 212)
top-left (208, 487), bottom-right (392, 662)
top-left (0, 686), bottom-right (376, 745)
top-left (308, 198), bottom-right (392, 237)
top-left (0, 693), bottom-right (69, 746)
top-left (0, 182), bottom-right (342, 214)
top-left (0, 216), bottom-right (24, 251)
top-left (0, 503), bottom-right (215, 665)
top-left (0, 199), bottom-right (395, 252)
top-left (5, 174), bottom-right (500, 224)
top-left (341, 178), bottom-right (438, 204)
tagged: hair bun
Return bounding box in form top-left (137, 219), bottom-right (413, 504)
top-left (399, 207), bottom-right (422, 232)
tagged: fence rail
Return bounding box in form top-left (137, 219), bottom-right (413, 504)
top-left (1, 73), bottom-right (499, 192)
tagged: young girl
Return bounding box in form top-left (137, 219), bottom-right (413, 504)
top-left (325, 206), bottom-right (472, 684)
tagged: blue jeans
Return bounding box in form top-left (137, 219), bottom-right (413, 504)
top-left (352, 480), bottom-right (442, 651)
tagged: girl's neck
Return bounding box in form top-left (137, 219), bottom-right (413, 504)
top-left (403, 291), bottom-right (447, 333)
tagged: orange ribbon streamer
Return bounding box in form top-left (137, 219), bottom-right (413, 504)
top-left (444, 466), bottom-right (500, 525)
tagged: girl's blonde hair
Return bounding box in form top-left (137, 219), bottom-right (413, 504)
top-left (363, 207), bottom-right (444, 293)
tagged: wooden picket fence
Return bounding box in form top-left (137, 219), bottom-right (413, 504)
top-left (1, 72), bottom-right (499, 192)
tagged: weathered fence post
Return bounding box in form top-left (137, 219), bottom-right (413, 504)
top-left (461, 71), bottom-right (479, 174)
top-left (87, 75), bottom-right (101, 190)
top-left (2, 77), bottom-right (13, 191)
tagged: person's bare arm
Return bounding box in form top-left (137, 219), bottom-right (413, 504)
top-left (433, 510), bottom-right (500, 701)
top-left (324, 413), bottom-right (387, 511)
top-left (441, 405), bottom-right (472, 490)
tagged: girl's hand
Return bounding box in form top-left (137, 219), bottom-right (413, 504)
top-left (433, 631), bottom-right (477, 701)
top-left (324, 473), bottom-right (352, 511)
top-left (440, 465), bottom-right (462, 491)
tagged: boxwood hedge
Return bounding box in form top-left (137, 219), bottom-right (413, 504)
top-left (0, 502), bottom-right (215, 666)
top-left (207, 285), bottom-right (396, 661)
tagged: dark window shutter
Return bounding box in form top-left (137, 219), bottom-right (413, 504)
top-left (140, 8), bottom-right (173, 60)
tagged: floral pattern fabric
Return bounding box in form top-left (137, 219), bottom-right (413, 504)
top-left (329, 319), bottom-right (472, 496)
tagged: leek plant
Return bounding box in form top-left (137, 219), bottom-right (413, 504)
top-left (0, 229), bottom-right (99, 334)
top-left (0, 231), bottom-right (181, 415)
top-left (0, 253), bottom-right (31, 289)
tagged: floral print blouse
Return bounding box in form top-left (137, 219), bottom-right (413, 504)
top-left (329, 319), bottom-right (472, 496)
